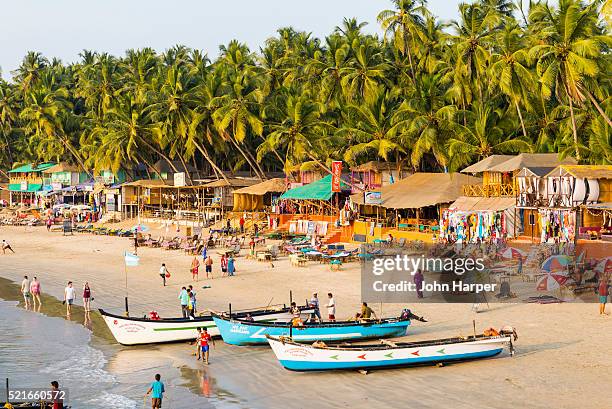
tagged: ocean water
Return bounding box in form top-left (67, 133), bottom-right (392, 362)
top-left (0, 300), bottom-right (139, 409)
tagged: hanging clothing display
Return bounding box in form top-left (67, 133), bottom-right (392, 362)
top-left (288, 220), bottom-right (329, 236)
top-left (538, 209), bottom-right (575, 243)
top-left (440, 209), bottom-right (506, 243)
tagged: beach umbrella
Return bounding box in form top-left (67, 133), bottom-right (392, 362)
top-left (536, 272), bottom-right (570, 291)
top-left (541, 255), bottom-right (571, 272)
top-left (594, 257), bottom-right (612, 274)
top-left (130, 224), bottom-right (150, 233)
top-left (499, 247), bottom-right (526, 260)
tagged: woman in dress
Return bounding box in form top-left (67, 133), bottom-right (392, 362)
top-left (83, 282), bottom-right (92, 312)
top-left (227, 255), bottom-right (236, 276)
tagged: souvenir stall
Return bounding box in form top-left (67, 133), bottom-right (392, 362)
top-left (439, 196), bottom-right (517, 243)
top-left (538, 209), bottom-right (576, 243)
top-left (440, 209), bottom-right (506, 243)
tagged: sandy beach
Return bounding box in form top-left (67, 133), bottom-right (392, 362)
top-left (1, 225), bottom-right (611, 409)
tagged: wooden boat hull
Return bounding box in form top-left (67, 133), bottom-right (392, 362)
top-left (99, 306), bottom-right (314, 345)
top-left (213, 316), bottom-right (411, 346)
top-left (267, 335), bottom-right (512, 371)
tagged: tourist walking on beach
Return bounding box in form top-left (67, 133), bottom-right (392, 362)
top-left (599, 275), bottom-right (609, 315)
top-left (159, 263), bottom-right (170, 286)
top-left (179, 287), bottom-right (189, 318)
top-left (21, 275), bottom-right (32, 310)
top-left (227, 255), bottom-right (236, 276)
top-left (204, 255), bottom-right (213, 279)
top-left (64, 281), bottom-right (75, 316)
top-left (2, 239), bottom-right (15, 254)
top-left (197, 327), bottom-right (215, 365)
top-left (145, 374), bottom-right (165, 409)
top-left (309, 293), bottom-right (321, 322)
top-left (30, 276), bottom-right (42, 309)
top-left (191, 256), bottom-right (200, 281)
top-left (414, 269), bottom-right (424, 298)
top-left (327, 293), bottom-right (336, 322)
top-left (221, 254), bottom-right (228, 276)
top-left (201, 245), bottom-right (207, 261)
top-left (83, 282), bottom-right (92, 312)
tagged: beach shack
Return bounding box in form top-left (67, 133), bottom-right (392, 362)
top-left (232, 178), bottom-right (287, 212)
top-left (349, 161), bottom-right (411, 193)
top-left (8, 162), bottom-right (56, 206)
top-left (201, 178), bottom-right (260, 209)
top-left (457, 153), bottom-right (576, 242)
top-left (540, 165), bottom-right (612, 244)
top-left (351, 172), bottom-right (479, 243)
top-left (274, 174), bottom-right (352, 242)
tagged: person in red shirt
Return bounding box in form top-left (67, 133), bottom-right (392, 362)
top-left (51, 380), bottom-right (62, 409)
top-left (196, 327), bottom-right (215, 365)
top-left (239, 216), bottom-right (245, 233)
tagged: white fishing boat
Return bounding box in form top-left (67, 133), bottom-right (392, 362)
top-left (266, 328), bottom-right (516, 371)
top-left (99, 304), bottom-right (314, 345)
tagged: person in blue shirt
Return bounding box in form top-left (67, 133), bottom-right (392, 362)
top-left (179, 287), bottom-right (189, 318)
top-left (227, 255), bottom-right (236, 276)
top-left (146, 373), bottom-right (165, 409)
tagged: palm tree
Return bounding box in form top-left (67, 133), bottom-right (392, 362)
top-left (448, 99), bottom-right (532, 170)
top-left (337, 89), bottom-right (406, 165)
top-left (378, 0), bottom-right (428, 82)
top-left (340, 41), bottom-right (389, 103)
top-left (395, 72), bottom-right (459, 169)
top-left (529, 0), bottom-right (609, 160)
top-left (211, 71), bottom-right (267, 178)
top-left (258, 94), bottom-right (334, 174)
top-left (490, 23), bottom-right (537, 138)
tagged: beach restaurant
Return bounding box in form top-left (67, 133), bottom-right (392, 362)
top-left (271, 174), bottom-right (352, 242)
top-left (350, 172), bottom-right (479, 243)
top-left (8, 162), bottom-right (56, 206)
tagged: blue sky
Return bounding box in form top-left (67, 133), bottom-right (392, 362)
top-left (1, 0), bottom-right (462, 79)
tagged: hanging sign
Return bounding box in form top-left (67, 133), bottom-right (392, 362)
top-left (364, 191), bottom-right (383, 205)
top-left (331, 161), bottom-right (342, 192)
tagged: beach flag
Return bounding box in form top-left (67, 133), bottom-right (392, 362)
top-left (124, 252), bottom-right (140, 267)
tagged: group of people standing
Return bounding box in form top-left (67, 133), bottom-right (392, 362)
top-left (20, 275), bottom-right (92, 317)
top-left (188, 247), bottom-right (236, 282)
top-left (178, 285), bottom-right (198, 318)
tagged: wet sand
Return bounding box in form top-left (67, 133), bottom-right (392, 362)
top-left (0, 226), bottom-right (611, 409)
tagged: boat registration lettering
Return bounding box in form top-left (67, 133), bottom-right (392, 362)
top-left (230, 324), bottom-right (250, 334)
top-left (119, 323), bottom-right (146, 333)
top-left (285, 347), bottom-right (314, 358)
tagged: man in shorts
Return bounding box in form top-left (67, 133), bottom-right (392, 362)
top-left (21, 275), bottom-right (32, 310)
top-left (204, 255), bottom-right (213, 279)
top-left (146, 373), bottom-right (165, 409)
top-left (327, 292), bottom-right (336, 322)
top-left (64, 281), bottom-right (75, 317)
top-left (197, 327), bottom-right (215, 365)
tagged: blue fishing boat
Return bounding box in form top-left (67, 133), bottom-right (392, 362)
top-left (212, 314), bottom-right (415, 346)
top-left (266, 328), bottom-right (517, 371)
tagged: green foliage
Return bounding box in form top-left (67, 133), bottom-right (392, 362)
top-left (0, 0), bottom-right (610, 180)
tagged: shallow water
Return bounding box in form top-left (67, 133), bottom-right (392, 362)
top-left (0, 299), bottom-right (139, 409)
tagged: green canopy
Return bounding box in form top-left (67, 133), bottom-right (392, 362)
top-left (9, 162), bottom-right (56, 173)
top-left (280, 174), bottom-right (348, 201)
top-left (8, 183), bottom-right (43, 192)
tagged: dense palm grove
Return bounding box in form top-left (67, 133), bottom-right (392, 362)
top-left (0, 0), bottom-right (610, 182)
